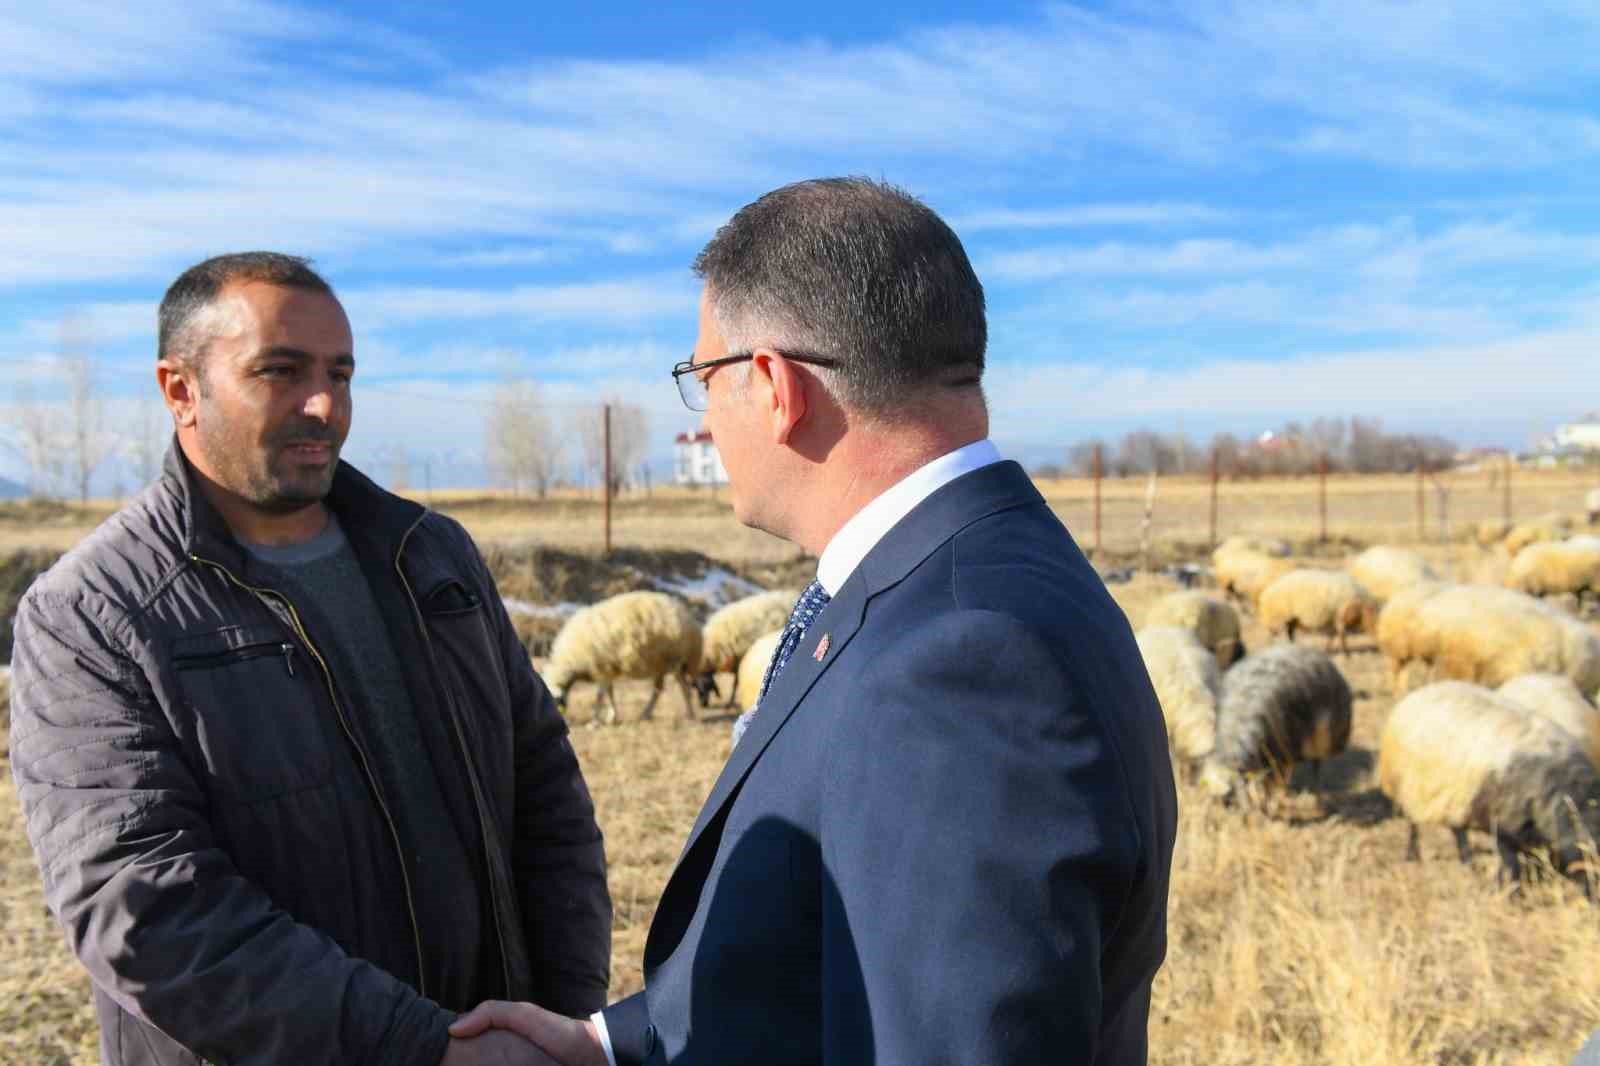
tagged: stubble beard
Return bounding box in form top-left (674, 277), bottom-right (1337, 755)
top-left (196, 414), bottom-right (340, 514)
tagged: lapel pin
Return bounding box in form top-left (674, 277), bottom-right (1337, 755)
top-left (813, 634), bottom-right (830, 661)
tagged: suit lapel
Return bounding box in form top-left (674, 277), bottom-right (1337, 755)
top-left (644, 461), bottom-right (1045, 969)
top-left (680, 576), bottom-right (867, 858)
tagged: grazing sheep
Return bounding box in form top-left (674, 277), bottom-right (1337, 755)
top-left (1135, 626), bottom-right (1220, 768)
top-left (1144, 590), bottom-right (1245, 666)
top-left (543, 591), bottom-right (703, 725)
top-left (1498, 674), bottom-right (1600, 767)
top-left (733, 629), bottom-right (784, 713)
top-left (1588, 488), bottom-right (1600, 525)
top-left (1503, 512), bottom-right (1574, 555)
top-left (1257, 569), bottom-right (1378, 653)
top-left (1215, 534), bottom-right (1292, 559)
top-left (1212, 548), bottom-right (1297, 607)
top-left (1347, 545), bottom-right (1439, 604)
top-left (1198, 644), bottom-right (1352, 803)
top-left (696, 589), bottom-right (798, 707)
top-left (1378, 681), bottom-right (1600, 885)
top-left (1506, 539), bottom-right (1600, 601)
top-left (1474, 519), bottom-right (1511, 547)
top-left (1375, 583), bottom-right (1600, 698)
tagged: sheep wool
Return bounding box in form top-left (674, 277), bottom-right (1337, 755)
top-left (1135, 626), bottom-right (1220, 764)
top-left (1347, 546), bottom-right (1439, 603)
top-left (544, 590), bottom-right (703, 724)
top-left (1506, 539), bottom-right (1600, 599)
top-left (1199, 644), bottom-right (1352, 800)
top-left (733, 629), bottom-right (784, 712)
top-left (1257, 569), bottom-right (1377, 653)
top-left (1497, 673), bottom-right (1600, 767)
top-left (1144, 591), bottom-right (1244, 666)
top-left (1212, 549), bottom-right (1297, 607)
top-left (1378, 681), bottom-right (1600, 879)
top-left (1503, 512), bottom-right (1574, 556)
top-left (1376, 583), bottom-right (1600, 698)
top-left (698, 589), bottom-right (800, 704)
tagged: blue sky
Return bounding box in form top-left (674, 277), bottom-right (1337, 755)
top-left (3, 1), bottom-right (1599, 489)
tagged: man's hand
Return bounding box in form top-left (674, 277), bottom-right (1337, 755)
top-left (449, 1001), bottom-right (608, 1066)
top-left (439, 1028), bottom-right (562, 1065)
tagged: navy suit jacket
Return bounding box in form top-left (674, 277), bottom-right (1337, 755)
top-left (603, 461), bottom-right (1178, 1064)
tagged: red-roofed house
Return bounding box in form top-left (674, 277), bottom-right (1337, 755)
top-left (674, 429), bottom-right (728, 485)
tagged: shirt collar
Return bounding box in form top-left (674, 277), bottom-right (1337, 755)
top-left (815, 438), bottom-right (1003, 596)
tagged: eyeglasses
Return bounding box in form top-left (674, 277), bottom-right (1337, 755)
top-left (670, 350), bottom-right (839, 412)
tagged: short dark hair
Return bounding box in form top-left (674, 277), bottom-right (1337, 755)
top-left (693, 177), bottom-right (986, 416)
top-left (158, 252), bottom-right (336, 371)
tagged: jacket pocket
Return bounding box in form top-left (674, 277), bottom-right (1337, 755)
top-left (171, 624), bottom-right (334, 802)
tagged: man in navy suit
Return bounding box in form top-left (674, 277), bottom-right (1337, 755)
top-left (453, 177), bottom-right (1178, 1064)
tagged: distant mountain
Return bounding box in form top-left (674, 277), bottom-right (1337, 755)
top-left (0, 477), bottom-right (27, 500)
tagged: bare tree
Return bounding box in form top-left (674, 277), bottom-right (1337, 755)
top-left (576, 397), bottom-right (649, 494)
top-left (486, 378), bottom-right (563, 497)
top-left (59, 323), bottom-right (116, 505)
top-left (126, 393), bottom-right (169, 489)
top-left (9, 381), bottom-right (65, 499)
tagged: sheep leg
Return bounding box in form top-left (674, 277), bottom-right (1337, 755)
top-left (1285, 618), bottom-right (1299, 644)
top-left (1493, 830), bottom-right (1523, 890)
top-left (1406, 823), bottom-right (1421, 862)
top-left (640, 678), bottom-right (664, 721)
top-left (677, 673), bottom-right (697, 722)
top-left (594, 684), bottom-right (617, 727)
top-left (1307, 759), bottom-right (1322, 794)
top-left (1452, 827), bottom-right (1472, 864)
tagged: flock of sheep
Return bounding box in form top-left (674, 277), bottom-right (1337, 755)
top-left (1141, 520), bottom-right (1600, 891)
top-left (532, 496), bottom-right (1600, 893)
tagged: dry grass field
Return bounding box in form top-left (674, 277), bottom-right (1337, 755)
top-left (4, 468), bottom-right (1600, 1064)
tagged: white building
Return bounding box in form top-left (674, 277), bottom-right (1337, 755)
top-left (1551, 413), bottom-right (1600, 453)
top-left (674, 429), bottom-right (728, 485)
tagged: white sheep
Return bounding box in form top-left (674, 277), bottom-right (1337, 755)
top-left (1347, 545), bottom-right (1438, 604)
top-left (1144, 591), bottom-right (1244, 666)
top-left (1198, 644), bottom-right (1352, 803)
top-left (1257, 569), bottom-right (1378, 653)
top-left (1212, 547), bottom-right (1297, 607)
top-left (1214, 534), bottom-right (1292, 558)
top-left (1135, 626), bottom-right (1219, 770)
top-left (1503, 511), bottom-right (1574, 555)
top-left (696, 589), bottom-right (798, 707)
top-left (1497, 674), bottom-right (1600, 767)
top-left (1378, 681), bottom-right (1600, 885)
top-left (733, 628), bottom-right (784, 713)
top-left (543, 591), bottom-right (703, 725)
top-left (1506, 538), bottom-right (1600, 601)
top-left (1374, 583), bottom-right (1600, 698)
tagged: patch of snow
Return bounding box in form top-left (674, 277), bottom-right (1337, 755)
top-left (501, 598), bottom-right (582, 619)
top-left (654, 567), bottom-right (764, 608)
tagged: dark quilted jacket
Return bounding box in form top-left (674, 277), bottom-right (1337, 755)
top-left (8, 444), bottom-right (611, 1066)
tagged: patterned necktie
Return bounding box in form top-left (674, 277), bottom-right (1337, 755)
top-left (732, 579), bottom-right (831, 747)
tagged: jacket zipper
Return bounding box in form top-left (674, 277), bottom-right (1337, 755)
top-left (394, 516), bottom-right (516, 997)
top-left (189, 553), bottom-right (428, 996)
top-left (174, 641), bottom-right (296, 677)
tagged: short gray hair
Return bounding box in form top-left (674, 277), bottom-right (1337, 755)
top-left (693, 177), bottom-right (986, 416)
top-left (158, 252), bottom-right (336, 375)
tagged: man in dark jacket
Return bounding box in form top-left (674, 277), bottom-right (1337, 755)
top-left (9, 252), bottom-right (609, 1066)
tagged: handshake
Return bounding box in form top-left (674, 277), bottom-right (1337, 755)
top-left (441, 1001), bottom-right (608, 1066)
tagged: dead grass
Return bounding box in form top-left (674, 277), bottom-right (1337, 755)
top-left (4, 473), bottom-right (1600, 1063)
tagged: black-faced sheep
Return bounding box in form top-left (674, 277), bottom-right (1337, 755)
top-left (1378, 681), bottom-right (1600, 886)
top-left (1199, 644), bottom-right (1352, 803)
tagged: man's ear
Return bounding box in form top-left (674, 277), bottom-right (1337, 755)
top-left (752, 350), bottom-right (808, 446)
top-left (156, 359), bottom-right (200, 429)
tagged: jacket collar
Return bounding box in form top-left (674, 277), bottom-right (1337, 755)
top-left (164, 437), bottom-right (426, 570)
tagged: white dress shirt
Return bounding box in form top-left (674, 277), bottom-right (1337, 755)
top-left (593, 437), bottom-right (1004, 1065)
